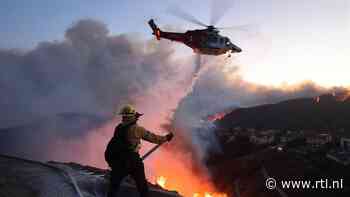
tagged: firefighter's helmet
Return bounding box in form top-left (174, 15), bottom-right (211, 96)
top-left (119, 104), bottom-right (137, 116)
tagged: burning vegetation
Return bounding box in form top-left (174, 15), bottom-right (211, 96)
top-left (155, 175), bottom-right (227, 197)
top-left (207, 112), bottom-right (227, 122)
top-left (151, 153), bottom-right (228, 197)
top-left (334, 91), bottom-right (350, 102)
top-left (314, 91), bottom-right (350, 104)
top-left (156, 176), bottom-right (167, 188)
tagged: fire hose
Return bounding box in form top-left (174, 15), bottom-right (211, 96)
top-left (141, 142), bottom-right (165, 161)
top-left (142, 132), bottom-right (173, 160)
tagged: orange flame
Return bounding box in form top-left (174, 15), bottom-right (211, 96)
top-left (191, 192), bottom-right (227, 197)
top-left (207, 112), bottom-right (226, 121)
top-left (335, 91), bottom-right (350, 102)
top-left (155, 175), bottom-right (227, 197)
top-left (156, 176), bottom-right (167, 188)
top-left (204, 192), bottom-right (213, 197)
top-left (314, 96), bottom-right (320, 103)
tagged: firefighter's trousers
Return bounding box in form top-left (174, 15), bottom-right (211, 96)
top-left (107, 152), bottom-right (149, 197)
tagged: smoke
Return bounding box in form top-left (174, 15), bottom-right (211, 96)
top-left (0, 18), bottom-right (344, 196)
top-left (0, 19), bottom-right (193, 163)
top-left (171, 56), bottom-right (327, 159)
top-left (150, 56), bottom-right (333, 195)
top-left (167, 57), bottom-right (336, 195)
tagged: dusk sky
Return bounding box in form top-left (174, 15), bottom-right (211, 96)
top-left (1, 0), bottom-right (349, 87)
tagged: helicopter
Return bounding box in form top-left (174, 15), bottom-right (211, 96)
top-left (148, 5), bottom-right (242, 56)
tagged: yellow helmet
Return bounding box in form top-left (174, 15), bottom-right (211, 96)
top-left (119, 104), bottom-right (137, 116)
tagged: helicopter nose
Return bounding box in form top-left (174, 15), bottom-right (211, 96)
top-left (232, 45), bottom-right (242, 53)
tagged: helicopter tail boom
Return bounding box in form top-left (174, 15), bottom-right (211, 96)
top-left (148, 19), bottom-right (186, 43)
top-left (148, 19), bottom-right (161, 40)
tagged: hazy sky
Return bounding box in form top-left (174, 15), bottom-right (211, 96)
top-left (1, 0), bottom-right (349, 87)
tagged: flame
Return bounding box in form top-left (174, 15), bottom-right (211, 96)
top-left (335, 91), bottom-right (350, 102)
top-left (204, 192), bottom-right (213, 197)
top-left (207, 112), bottom-right (226, 121)
top-left (314, 96), bottom-right (320, 103)
top-left (154, 175), bottom-right (227, 197)
top-left (156, 176), bottom-right (167, 188)
top-left (191, 192), bottom-right (227, 197)
top-left (314, 91), bottom-right (350, 103)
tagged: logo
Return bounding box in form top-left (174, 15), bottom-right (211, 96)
top-left (266, 177), bottom-right (277, 190)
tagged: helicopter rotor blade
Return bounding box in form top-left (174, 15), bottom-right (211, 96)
top-left (168, 6), bottom-right (208, 27)
top-left (217, 24), bottom-right (261, 37)
top-left (209, 0), bottom-right (235, 26)
top-left (217, 24), bottom-right (257, 31)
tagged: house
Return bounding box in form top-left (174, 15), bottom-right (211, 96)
top-left (306, 133), bottom-right (332, 147)
top-left (250, 133), bottom-right (275, 145)
top-left (326, 151), bottom-right (350, 166)
top-left (279, 130), bottom-right (303, 143)
top-left (281, 134), bottom-right (297, 143)
top-left (340, 136), bottom-right (350, 151)
top-left (260, 129), bottom-right (279, 135)
top-left (326, 133), bottom-right (350, 166)
top-left (246, 128), bottom-right (256, 136)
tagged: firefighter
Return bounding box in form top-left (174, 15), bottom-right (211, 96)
top-left (105, 105), bottom-right (174, 197)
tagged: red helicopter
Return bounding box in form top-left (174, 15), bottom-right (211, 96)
top-left (148, 6), bottom-right (242, 56)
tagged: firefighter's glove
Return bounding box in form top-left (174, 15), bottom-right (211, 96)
top-left (166, 133), bottom-right (174, 142)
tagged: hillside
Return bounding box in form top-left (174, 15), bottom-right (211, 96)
top-left (216, 93), bottom-right (350, 130)
top-left (206, 93), bottom-right (350, 197)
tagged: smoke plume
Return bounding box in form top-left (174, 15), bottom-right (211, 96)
top-left (172, 58), bottom-right (329, 161)
top-left (0, 19), bottom-right (193, 163)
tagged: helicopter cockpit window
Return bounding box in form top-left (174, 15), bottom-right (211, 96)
top-left (208, 36), bottom-right (217, 43)
top-left (225, 38), bottom-right (231, 46)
